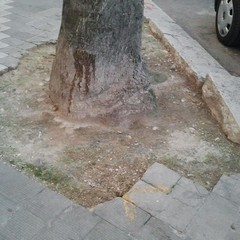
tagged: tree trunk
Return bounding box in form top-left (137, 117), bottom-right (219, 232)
top-left (49, 0), bottom-right (155, 120)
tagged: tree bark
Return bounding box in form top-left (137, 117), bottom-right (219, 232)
top-left (49, 0), bottom-right (155, 120)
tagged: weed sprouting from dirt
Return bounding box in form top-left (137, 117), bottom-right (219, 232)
top-left (9, 159), bottom-right (71, 188)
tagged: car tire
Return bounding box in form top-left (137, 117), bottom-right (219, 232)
top-left (216, 0), bottom-right (240, 46)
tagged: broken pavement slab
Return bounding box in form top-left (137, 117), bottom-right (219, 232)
top-left (123, 162), bottom-right (240, 239)
top-left (144, 0), bottom-right (240, 144)
top-left (123, 163), bottom-right (209, 233)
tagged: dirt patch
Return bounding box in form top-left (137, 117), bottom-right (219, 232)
top-left (0, 23), bottom-right (240, 208)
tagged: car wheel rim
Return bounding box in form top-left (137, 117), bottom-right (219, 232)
top-left (217, 0), bottom-right (234, 37)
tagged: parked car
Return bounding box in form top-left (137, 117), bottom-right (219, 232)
top-left (215, 0), bottom-right (240, 46)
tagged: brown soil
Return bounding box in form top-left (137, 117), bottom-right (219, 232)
top-left (0, 23), bottom-right (240, 208)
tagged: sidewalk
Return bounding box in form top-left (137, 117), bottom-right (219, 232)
top-left (0, 0), bottom-right (240, 240)
top-left (0, 0), bottom-right (60, 72)
top-left (1, 160), bottom-right (240, 240)
top-left (0, 161), bottom-right (182, 240)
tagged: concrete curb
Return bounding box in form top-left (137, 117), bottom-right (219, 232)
top-left (144, 0), bottom-right (240, 144)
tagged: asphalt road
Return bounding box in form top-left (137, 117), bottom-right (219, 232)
top-left (154, 0), bottom-right (240, 77)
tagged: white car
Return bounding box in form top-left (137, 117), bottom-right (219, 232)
top-left (215, 0), bottom-right (240, 46)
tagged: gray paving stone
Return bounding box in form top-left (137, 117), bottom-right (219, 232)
top-left (0, 5), bottom-right (12, 11)
top-left (0, 233), bottom-right (11, 240)
top-left (84, 220), bottom-right (134, 240)
top-left (27, 34), bottom-right (55, 45)
top-left (0, 169), bottom-right (44, 203)
top-left (0, 63), bottom-right (7, 73)
top-left (0, 10), bottom-right (11, 17)
top-left (0, 23), bottom-right (10, 31)
top-left (156, 197), bottom-right (200, 232)
top-left (1, 37), bottom-right (24, 47)
top-left (213, 175), bottom-right (240, 205)
top-left (177, 177), bottom-right (209, 195)
top-left (6, 14), bottom-right (31, 23)
top-left (18, 41), bottom-right (36, 51)
top-left (1, 46), bottom-right (26, 58)
top-left (26, 17), bottom-right (52, 28)
top-left (3, 29), bottom-right (35, 41)
top-left (0, 52), bottom-right (8, 58)
top-left (0, 0), bottom-right (61, 72)
top-left (170, 177), bottom-right (208, 208)
top-left (0, 32), bottom-right (9, 40)
top-left (5, 21), bottom-right (43, 35)
top-left (132, 217), bottom-right (185, 240)
top-left (40, 30), bottom-right (59, 41)
top-left (37, 8), bottom-right (61, 18)
top-left (7, 7), bottom-right (40, 18)
top-left (24, 188), bottom-right (72, 222)
top-left (230, 174), bottom-right (240, 181)
top-left (31, 228), bottom-right (68, 240)
top-left (186, 193), bottom-right (240, 240)
top-left (40, 223), bottom-right (81, 240)
top-left (0, 193), bottom-right (18, 225)
top-left (0, 56), bottom-right (19, 70)
top-left (0, 208), bottom-right (45, 240)
top-left (51, 204), bottom-right (101, 239)
top-left (224, 230), bottom-right (240, 240)
top-left (142, 163), bottom-right (181, 193)
top-left (0, 41), bottom-right (9, 49)
top-left (224, 216), bottom-right (240, 240)
top-left (1, 45), bottom-right (21, 54)
top-left (0, 17), bottom-right (10, 24)
top-left (0, 162), bottom-right (16, 175)
top-left (94, 197), bottom-right (151, 233)
top-left (123, 180), bottom-right (169, 216)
